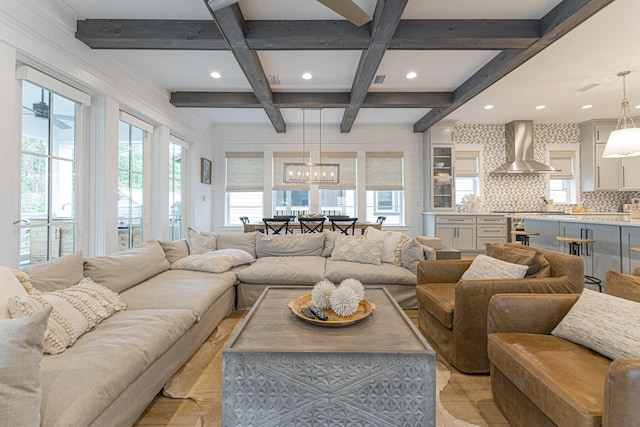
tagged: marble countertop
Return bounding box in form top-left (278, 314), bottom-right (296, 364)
top-left (507, 212), bottom-right (640, 227)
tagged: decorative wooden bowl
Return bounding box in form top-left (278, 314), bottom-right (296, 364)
top-left (288, 294), bottom-right (375, 327)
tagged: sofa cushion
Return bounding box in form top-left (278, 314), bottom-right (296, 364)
top-left (22, 251), bottom-right (84, 292)
top-left (416, 283), bottom-right (455, 329)
top-left (400, 238), bottom-right (427, 275)
top-left (321, 230), bottom-right (362, 257)
top-left (488, 332), bottom-right (610, 426)
top-left (365, 227), bottom-right (409, 265)
top-left (119, 269), bottom-right (236, 319)
top-left (187, 227), bottom-right (216, 254)
top-left (159, 239), bottom-right (190, 263)
top-left (170, 253), bottom-right (236, 273)
top-left (485, 243), bottom-right (546, 276)
top-left (605, 270), bottom-right (640, 303)
top-left (39, 308), bottom-right (197, 427)
top-left (325, 259), bottom-right (417, 285)
top-left (8, 278), bottom-right (127, 354)
top-left (460, 254), bottom-right (529, 281)
top-left (0, 306), bottom-right (51, 427)
top-left (256, 232), bottom-right (325, 257)
top-left (551, 289), bottom-right (640, 360)
top-left (0, 266), bottom-right (28, 319)
top-left (237, 256), bottom-right (326, 285)
top-left (83, 240), bottom-right (170, 293)
top-left (330, 238), bottom-right (383, 265)
top-left (216, 232), bottom-right (257, 258)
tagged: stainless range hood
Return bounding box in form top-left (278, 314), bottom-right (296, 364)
top-left (492, 120), bottom-right (558, 174)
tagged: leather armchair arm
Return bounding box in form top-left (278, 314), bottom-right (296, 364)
top-left (487, 293), bottom-right (579, 335)
top-left (417, 260), bottom-right (472, 284)
top-left (604, 359), bottom-right (640, 427)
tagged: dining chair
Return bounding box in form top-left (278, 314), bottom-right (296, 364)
top-left (239, 216), bottom-right (250, 225)
top-left (262, 218), bottom-right (291, 235)
top-left (330, 217), bottom-right (358, 235)
top-left (376, 216), bottom-right (387, 225)
top-left (298, 217), bottom-right (325, 233)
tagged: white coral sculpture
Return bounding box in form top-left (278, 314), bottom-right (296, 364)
top-left (460, 194), bottom-right (483, 213)
top-left (339, 278), bottom-right (364, 301)
top-left (330, 285), bottom-right (361, 317)
top-left (311, 279), bottom-right (335, 310)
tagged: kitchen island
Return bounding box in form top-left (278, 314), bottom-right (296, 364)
top-left (507, 213), bottom-right (640, 286)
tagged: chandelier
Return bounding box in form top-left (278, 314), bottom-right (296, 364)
top-left (283, 108), bottom-right (340, 184)
top-left (602, 70), bottom-right (640, 158)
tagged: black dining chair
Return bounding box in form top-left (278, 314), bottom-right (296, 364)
top-left (330, 217), bottom-right (358, 235)
top-left (376, 216), bottom-right (387, 225)
top-left (239, 216), bottom-right (250, 225)
top-left (262, 218), bottom-right (291, 235)
top-left (298, 217), bottom-right (325, 233)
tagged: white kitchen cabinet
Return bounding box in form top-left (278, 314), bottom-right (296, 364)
top-left (580, 120), bottom-right (640, 191)
top-left (424, 122), bottom-right (456, 212)
top-left (425, 214), bottom-right (506, 252)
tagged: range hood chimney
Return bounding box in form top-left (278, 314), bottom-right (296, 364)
top-left (492, 120), bottom-right (558, 174)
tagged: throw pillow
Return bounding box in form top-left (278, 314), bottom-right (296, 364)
top-left (187, 227), bottom-right (217, 254)
top-left (399, 238), bottom-right (426, 275)
top-left (485, 243), bottom-right (542, 276)
top-left (552, 289), bottom-right (640, 360)
top-left (0, 266), bottom-right (28, 320)
top-left (158, 239), bottom-right (190, 263)
top-left (0, 306), bottom-right (51, 426)
top-left (322, 230), bottom-right (363, 257)
top-left (459, 254), bottom-right (529, 281)
top-left (210, 248), bottom-right (255, 266)
top-left (605, 270), bottom-right (640, 303)
top-left (22, 251), bottom-right (84, 292)
top-left (8, 278), bottom-right (127, 354)
top-left (365, 227), bottom-right (410, 265)
top-left (330, 237), bottom-right (383, 266)
top-left (170, 253), bottom-right (236, 273)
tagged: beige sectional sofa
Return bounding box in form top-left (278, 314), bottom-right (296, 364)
top-left (2, 228), bottom-right (435, 426)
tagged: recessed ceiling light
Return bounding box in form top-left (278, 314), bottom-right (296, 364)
top-left (406, 72), bottom-right (417, 79)
top-left (484, 105), bottom-right (494, 110)
top-left (302, 72), bottom-right (312, 80)
top-left (582, 104), bottom-right (593, 109)
top-left (209, 71), bottom-right (221, 79)
top-left (535, 105), bottom-right (546, 110)
top-left (636, 105), bottom-right (640, 109)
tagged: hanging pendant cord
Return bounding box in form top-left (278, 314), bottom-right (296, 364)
top-left (302, 108), bottom-right (306, 163)
top-left (617, 71), bottom-right (637, 129)
top-left (319, 109), bottom-right (322, 163)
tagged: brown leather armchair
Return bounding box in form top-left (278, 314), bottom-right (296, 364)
top-left (487, 293), bottom-right (640, 427)
top-left (416, 243), bottom-right (584, 373)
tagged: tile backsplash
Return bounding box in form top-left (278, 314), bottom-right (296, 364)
top-left (454, 123), bottom-right (640, 213)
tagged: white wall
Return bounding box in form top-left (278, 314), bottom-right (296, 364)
top-left (211, 123), bottom-right (426, 237)
top-left (0, 0), bottom-right (214, 265)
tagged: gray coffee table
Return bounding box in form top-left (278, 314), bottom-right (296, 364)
top-left (222, 286), bottom-right (436, 426)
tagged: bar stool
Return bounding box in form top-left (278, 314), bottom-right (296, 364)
top-left (511, 230), bottom-right (540, 246)
top-left (556, 235), bottom-right (602, 292)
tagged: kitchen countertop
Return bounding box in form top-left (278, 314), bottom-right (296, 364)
top-left (506, 212), bottom-right (640, 227)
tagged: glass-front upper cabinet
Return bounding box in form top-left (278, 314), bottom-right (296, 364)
top-left (431, 145), bottom-right (455, 211)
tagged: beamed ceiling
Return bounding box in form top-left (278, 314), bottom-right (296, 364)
top-left (73, 0), bottom-right (619, 133)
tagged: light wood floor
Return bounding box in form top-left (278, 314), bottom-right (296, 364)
top-left (135, 309), bottom-right (510, 426)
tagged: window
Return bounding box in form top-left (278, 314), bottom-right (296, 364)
top-left (455, 150), bottom-right (481, 204)
top-left (273, 153), bottom-right (309, 216)
top-left (319, 153), bottom-right (357, 216)
top-left (118, 116), bottom-right (148, 250)
top-left (365, 152), bottom-right (404, 225)
top-left (549, 150), bottom-right (578, 204)
top-left (168, 141), bottom-right (184, 240)
top-left (226, 152), bottom-right (264, 225)
top-left (20, 80), bottom-right (79, 266)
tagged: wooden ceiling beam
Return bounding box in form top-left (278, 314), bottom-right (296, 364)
top-left (413, 0), bottom-right (616, 133)
top-left (170, 91), bottom-right (454, 108)
top-left (76, 19), bottom-right (538, 51)
top-left (204, 2), bottom-right (286, 133)
top-left (340, 0), bottom-right (409, 133)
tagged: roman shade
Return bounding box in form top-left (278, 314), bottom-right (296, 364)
top-left (273, 152), bottom-right (309, 190)
top-left (226, 152), bottom-right (264, 191)
top-left (366, 152), bottom-right (403, 191)
top-left (455, 151), bottom-right (480, 177)
top-left (318, 152), bottom-right (356, 189)
top-left (550, 150), bottom-right (575, 179)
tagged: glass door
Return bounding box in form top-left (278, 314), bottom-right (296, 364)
top-left (432, 145), bottom-right (454, 210)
